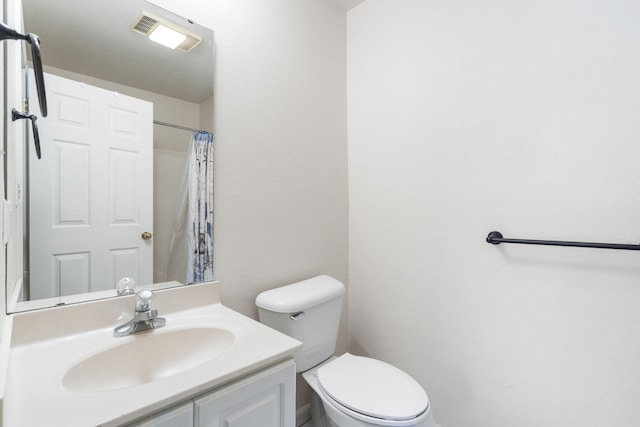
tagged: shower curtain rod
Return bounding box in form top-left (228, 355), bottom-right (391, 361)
top-left (153, 120), bottom-right (207, 134)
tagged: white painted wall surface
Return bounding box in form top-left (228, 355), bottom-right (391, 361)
top-left (151, 0), bottom-right (349, 327)
top-left (0, 2), bottom-right (6, 329)
top-left (149, 0), bottom-right (349, 409)
top-left (348, 1), bottom-right (640, 426)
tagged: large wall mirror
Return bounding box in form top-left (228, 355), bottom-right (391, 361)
top-left (7, 0), bottom-right (214, 313)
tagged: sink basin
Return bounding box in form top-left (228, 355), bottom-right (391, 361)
top-left (63, 327), bottom-right (235, 392)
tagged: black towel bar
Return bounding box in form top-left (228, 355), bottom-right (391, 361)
top-left (486, 231), bottom-right (640, 251)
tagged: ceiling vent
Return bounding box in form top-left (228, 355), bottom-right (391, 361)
top-left (132, 12), bottom-right (202, 52)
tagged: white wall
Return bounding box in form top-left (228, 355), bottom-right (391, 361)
top-left (3, 0), bottom-right (26, 309)
top-left (150, 0), bottom-right (349, 411)
top-left (0, 2), bottom-right (6, 329)
top-left (348, 0), bottom-right (640, 426)
top-left (151, 0), bottom-right (349, 327)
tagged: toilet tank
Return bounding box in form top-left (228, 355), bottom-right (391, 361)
top-left (256, 275), bottom-right (345, 372)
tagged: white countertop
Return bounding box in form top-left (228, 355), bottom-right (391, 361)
top-left (3, 282), bottom-right (301, 427)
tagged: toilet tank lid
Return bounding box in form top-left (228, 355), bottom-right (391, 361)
top-left (256, 275), bottom-right (345, 313)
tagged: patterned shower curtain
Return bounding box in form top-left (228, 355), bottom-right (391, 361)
top-left (186, 131), bottom-right (214, 283)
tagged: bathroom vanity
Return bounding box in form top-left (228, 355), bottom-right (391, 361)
top-left (0, 282), bottom-right (301, 426)
top-left (131, 360), bottom-right (294, 426)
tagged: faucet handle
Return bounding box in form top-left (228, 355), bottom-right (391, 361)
top-left (116, 277), bottom-right (136, 296)
top-left (135, 289), bottom-right (154, 312)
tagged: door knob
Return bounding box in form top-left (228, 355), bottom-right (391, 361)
top-left (141, 232), bottom-right (153, 240)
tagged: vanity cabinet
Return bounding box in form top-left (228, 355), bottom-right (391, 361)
top-left (129, 359), bottom-right (295, 427)
top-left (194, 358), bottom-right (295, 427)
top-left (133, 401), bottom-right (194, 427)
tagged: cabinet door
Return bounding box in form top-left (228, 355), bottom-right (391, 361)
top-left (194, 360), bottom-right (296, 427)
top-left (127, 401), bottom-right (194, 427)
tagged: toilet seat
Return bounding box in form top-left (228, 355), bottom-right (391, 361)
top-left (317, 353), bottom-right (429, 422)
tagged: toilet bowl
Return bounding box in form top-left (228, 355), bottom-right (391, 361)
top-left (303, 354), bottom-right (436, 427)
top-left (255, 275), bottom-right (438, 427)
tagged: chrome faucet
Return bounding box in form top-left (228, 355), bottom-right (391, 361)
top-left (114, 289), bottom-right (166, 337)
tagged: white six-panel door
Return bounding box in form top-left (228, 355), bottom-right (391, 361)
top-left (29, 72), bottom-right (153, 299)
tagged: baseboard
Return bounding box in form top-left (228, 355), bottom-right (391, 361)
top-left (296, 403), bottom-right (312, 426)
top-left (296, 402), bottom-right (440, 426)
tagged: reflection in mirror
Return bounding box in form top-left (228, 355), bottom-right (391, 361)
top-left (8, 0), bottom-right (214, 312)
top-left (0, 20), bottom-right (48, 116)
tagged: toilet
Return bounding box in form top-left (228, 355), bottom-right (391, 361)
top-left (256, 275), bottom-right (438, 427)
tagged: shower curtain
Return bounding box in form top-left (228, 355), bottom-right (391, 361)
top-left (186, 131), bottom-right (214, 283)
top-left (165, 131), bottom-right (214, 284)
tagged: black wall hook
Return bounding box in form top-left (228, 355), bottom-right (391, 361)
top-left (12, 109), bottom-right (41, 159)
top-left (0, 22), bottom-right (47, 117)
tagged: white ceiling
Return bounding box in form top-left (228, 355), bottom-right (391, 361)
top-left (21, 0), bottom-right (364, 104)
top-left (23, 0), bottom-right (214, 104)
